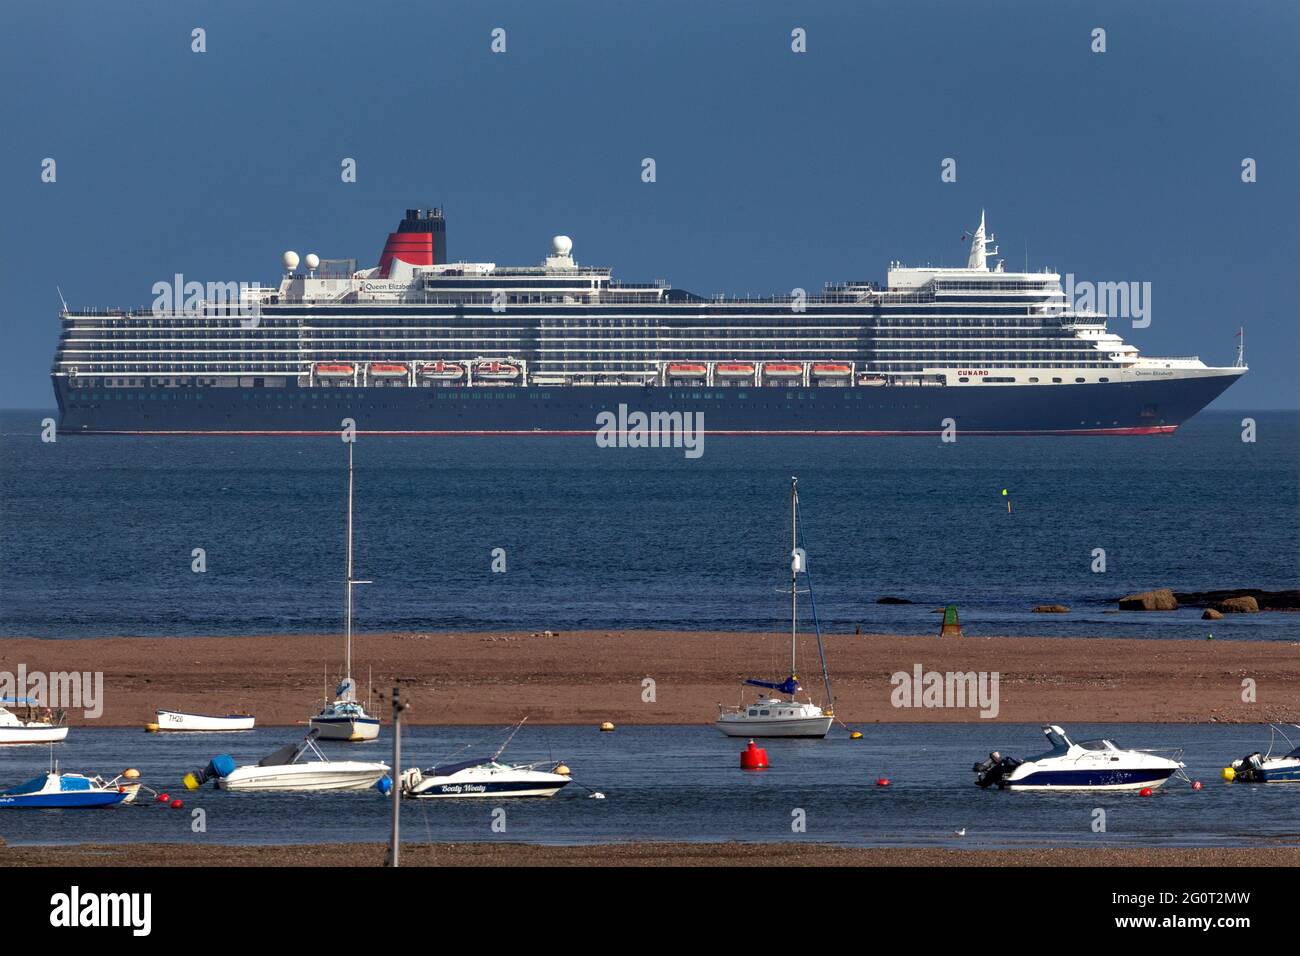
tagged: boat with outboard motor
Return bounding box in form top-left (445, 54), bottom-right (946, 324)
top-left (973, 724), bottom-right (1185, 791)
top-left (401, 720), bottom-right (571, 798)
top-left (184, 729), bottom-right (389, 793)
top-left (715, 477), bottom-right (835, 738)
top-left (0, 698), bottom-right (68, 744)
top-left (1223, 724), bottom-right (1300, 783)
top-left (0, 760), bottom-right (141, 808)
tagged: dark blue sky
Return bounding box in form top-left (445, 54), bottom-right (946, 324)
top-left (2, 0), bottom-right (1295, 408)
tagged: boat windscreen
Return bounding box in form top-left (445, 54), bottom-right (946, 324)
top-left (427, 757), bottom-right (489, 777)
top-left (258, 739), bottom-right (310, 767)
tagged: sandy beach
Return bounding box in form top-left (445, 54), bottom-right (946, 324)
top-left (3, 630), bottom-right (1296, 726)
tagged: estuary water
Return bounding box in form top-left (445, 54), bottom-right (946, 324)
top-left (0, 724), bottom-right (1295, 849)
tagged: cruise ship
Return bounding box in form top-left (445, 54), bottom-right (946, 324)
top-left (51, 209), bottom-right (1245, 435)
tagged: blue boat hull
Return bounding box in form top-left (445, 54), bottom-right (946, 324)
top-left (1004, 768), bottom-right (1176, 790)
top-left (0, 791), bottom-right (127, 808)
top-left (54, 374), bottom-right (1238, 436)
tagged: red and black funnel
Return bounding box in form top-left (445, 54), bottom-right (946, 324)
top-left (377, 208), bottom-right (446, 277)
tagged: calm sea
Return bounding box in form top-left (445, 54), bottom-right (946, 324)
top-left (0, 724), bottom-right (1295, 848)
top-left (0, 409), bottom-right (1296, 640)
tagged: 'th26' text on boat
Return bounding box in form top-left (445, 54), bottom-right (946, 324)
top-left (309, 442), bottom-right (381, 742)
top-left (973, 725), bottom-right (1185, 791)
top-left (184, 730), bottom-right (389, 793)
top-left (716, 477), bottom-right (835, 739)
top-left (151, 709), bottom-right (256, 732)
top-left (52, 209), bottom-right (1245, 436)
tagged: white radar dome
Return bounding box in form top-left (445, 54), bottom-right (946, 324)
top-left (551, 235), bottom-right (573, 256)
top-left (282, 250), bottom-right (300, 271)
top-left (304, 253), bottom-right (320, 271)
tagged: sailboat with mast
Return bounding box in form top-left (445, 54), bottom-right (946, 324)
top-left (716, 477), bottom-right (835, 738)
top-left (309, 442), bottom-right (381, 742)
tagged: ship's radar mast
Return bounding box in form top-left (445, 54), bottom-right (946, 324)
top-left (965, 210), bottom-right (999, 271)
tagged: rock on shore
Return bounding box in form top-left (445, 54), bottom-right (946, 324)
top-left (1032, 605), bottom-right (1069, 613)
top-left (1216, 596), bottom-right (1260, 613)
top-left (1172, 589), bottom-right (1300, 611)
top-left (1118, 588), bottom-right (1178, 611)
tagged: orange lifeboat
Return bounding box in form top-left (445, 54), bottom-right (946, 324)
top-left (368, 362), bottom-right (409, 378)
top-left (666, 362), bottom-right (708, 379)
top-left (419, 361), bottom-right (465, 381)
top-left (715, 362), bottom-right (756, 378)
top-left (811, 363), bottom-right (853, 378)
top-left (474, 360), bottom-right (522, 382)
top-left (314, 363), bottom-right (355, 378)
top-left (762, 363), bottom-right (804, 379)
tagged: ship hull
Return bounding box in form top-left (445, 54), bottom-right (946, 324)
top-left (53, 372), bottom-right (1240, 436)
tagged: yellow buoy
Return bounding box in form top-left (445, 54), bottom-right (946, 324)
top-left (599, 721), bottom-right (615, 732)
top-left (553, 763), bottom-right (571, 776)
top-left (145, 723), bottom-right (160, 733)
top-left (123, 768), bottom-right (141, 780)
top-left (849, 731), bottom-right (863, 740)
top-left (1221, 766), bottom-right (1236, 782)
top-left (182, 772), bottom-right (201, 791)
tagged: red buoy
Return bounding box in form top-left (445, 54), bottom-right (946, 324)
top-left (876, 778), bottom-right (890, 787)
top-left (156, 793), bottom-right (169, 803)
top-left (1139, 787), bottom-right (1153, 797)
top-left (170, 799), bottom-right (183, 809)
top-left (740, 740), bottom-right (769, 770)
top-left (1191, 780), bottom-right (1203, 791)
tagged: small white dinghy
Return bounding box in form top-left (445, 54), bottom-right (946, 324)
top-left (184, 730), bottom-right (389, 793)
top-left (0, 698), bottom-right (69, 745)
top-left (152, 709), bottom-right (256, 733)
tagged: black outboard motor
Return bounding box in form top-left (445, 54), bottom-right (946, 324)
top-left (973, 751), bottom-right (1022, 788)
top-left (1231, 752), bottom-right (1266, 783)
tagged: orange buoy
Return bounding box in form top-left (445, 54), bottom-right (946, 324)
top-left (876, 777), bottom-right (890, 787)
top-left (740, 739), bottom-right (769, 770)
top-left (1139, 787), bottom-right (1153, 797)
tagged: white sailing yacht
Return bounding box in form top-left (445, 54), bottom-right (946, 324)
top-left (716, 477), bottom-right (836, 738)
top-left (309, 442), bottom-right (381, 742)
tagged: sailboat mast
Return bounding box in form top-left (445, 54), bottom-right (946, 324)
top-left (790, 476), bottom-right (798, 696)
top-left (345, 441), bottom-right (354, 682)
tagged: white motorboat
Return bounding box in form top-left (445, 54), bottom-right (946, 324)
top-left (0, 698), bottom-right (69, 745)
top-left (309, 442), bottom-right (380, 742)
top-left (152, 709), bottom-right (255, 732)
top-left (184, 730), bottom-right (389, 793)
top-left (716, 477), bottom-right (836, 738)
top-left (974, 725), bottom-right (1185, 791)
top-left (1224, 724), bottom-right (1300, 783)
top-left (401, 721), bottom-right (571, 799)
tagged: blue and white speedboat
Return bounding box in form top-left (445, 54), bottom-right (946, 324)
top-left (0, 771), bottom-right (129, 808)
top-left (400, 720), bottom-right (571, 799)
top-left (1224, 725), bottom-right (1300, 783)
top-left (974, 725), bottom-right (1184, 791)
